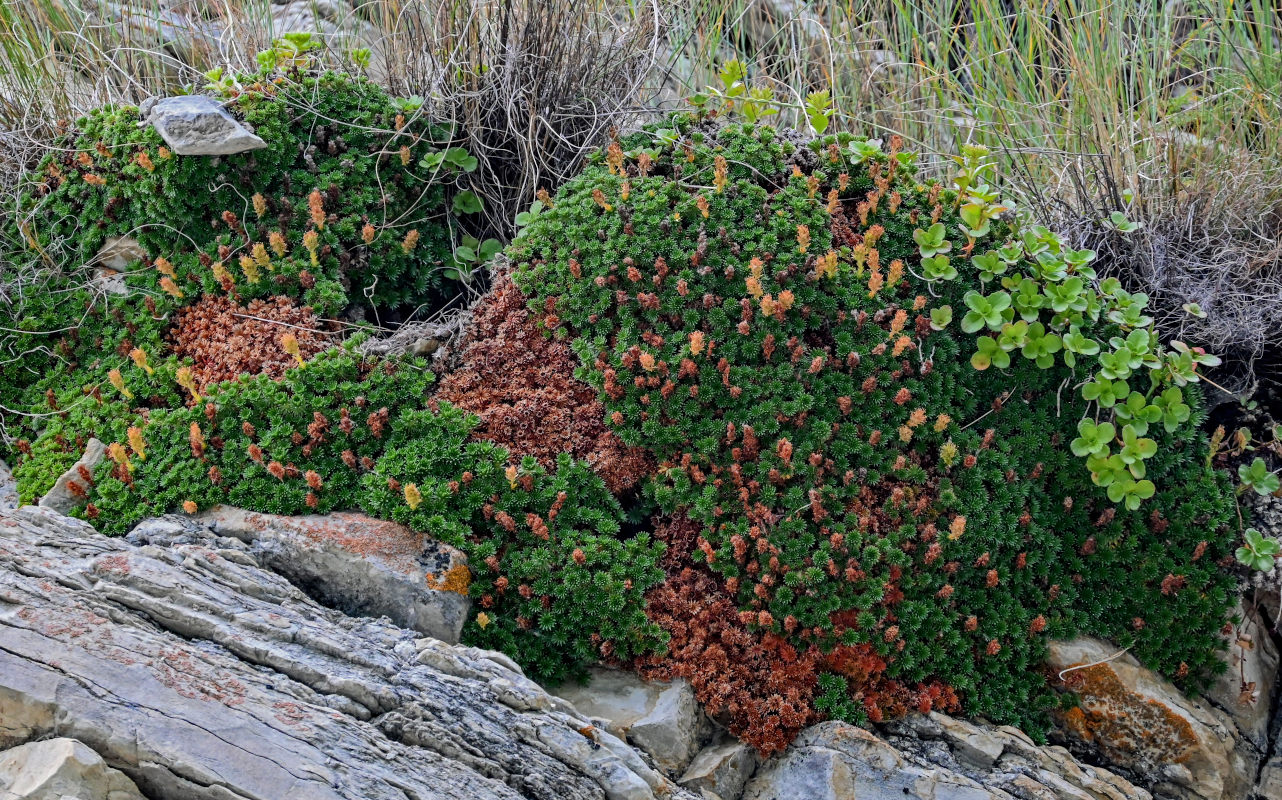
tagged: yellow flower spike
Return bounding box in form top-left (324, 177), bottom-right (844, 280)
top-left (269, 230), bottom-right (288, 258)
top-left (887, 259), bottom-right (904, 289)
top-left (620, 180), bottom-right (631, 203)
top-left (127, 426), bottom-right (147, 460)
top-left (689, 331), bottom-right (705, 357)
top-left (308, 189), bottom-right (325, 229)
top-left (159, 277), bottom-right (184, 299)
top-left (696, 195), bottom-right (709, 219)
top-left (606, 142), bottom-right (624, 175)
top-left (713, 155), bottom-right (728, 194)
top-left (817, 251), bottom-right (838, 280)
top-left (401, 229), bottom-right (419, 254)
top-left (948, 515), bottom-right (967, 541)
top-left (806, 174), bottom-right (819, 199)
top-left (252, 242), bottom-right (271, 269)
top-left (107, 442), bottom-right (133, 473)
top-left (108, 369), bottom-right (133, 400)
top-left (399, 145), bottom-right (411, 166)
top-left (190, 422), bottom-right (205, 456)
top-left (940, 440), bottom-right (959, 467)
top-left (476, 612), bottom-right (491, 630)
top-left (934, 414), bottom-right (952, 433)
top-left (867, 265), bottom-right (883, 298)
top-left (592, 188), bottom-right (613, 212)
top-left (239, 255), bottom-right (260, 284)
top-left (404, 482), bottom-right (422, 510)
top-left (252, 192), bottom-right (268, 218)
top-left (796, 224), bottom-right (810, 254)
top-left (302, 230), bottom-right (319, 266)
top-left (826, 189), bottom-right (839, 214)
top-left (129, 348), bottom-right (154, 375)
top-left (211, 261), bottom-right (233, 286)
top-left (154, 256), bottom-right (175, 279)
top-left (505, 464), bottom-right (519, 489)
top-left (281, 332), bottom-right (305, 368)
top-left (175, 366), bottom-right (202, 403)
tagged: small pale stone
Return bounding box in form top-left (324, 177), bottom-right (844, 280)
top-left (144, 95), bottom-right (267, 156)
top-left (38, 438), bottom-right (106, 515)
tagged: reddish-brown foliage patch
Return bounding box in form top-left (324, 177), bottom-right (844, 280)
top-left (169, 295), bottom-right (334, 390)
top-left (436, 273), bottom-right (652, 493)
top-left (632, 514), bottom-right (959, 751)
top-left (634, 564), bottom-right (819, 755)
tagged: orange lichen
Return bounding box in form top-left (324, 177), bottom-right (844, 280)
top-left (1054, 663), bottom-right (1200, 770)
top-left (427, 561), bottom-right (472, 595)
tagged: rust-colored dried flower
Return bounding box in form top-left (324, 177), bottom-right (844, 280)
top-left (308, 189), bottom-right (326, 229)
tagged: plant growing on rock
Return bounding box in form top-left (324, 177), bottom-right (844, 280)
top-left (81, 344), bottom-right (663, 684)
top-left (2, 42), bottom-right (478, 502)
top-left (508, 104), bottom-right (1238, 744)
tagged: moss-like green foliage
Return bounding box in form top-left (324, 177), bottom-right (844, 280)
top-left (80, 345), bottom-right (663, 684)
top-left (509, 113), bottom-right (1238, 733)
top-left (2, 60), bottom-right (468, 501)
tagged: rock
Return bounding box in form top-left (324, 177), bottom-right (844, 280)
top-left (142, 95), bottom-right (267, 156)
top-left (1205, 598), bottom-right (1279, 752)
top-left (95, 235), bottom-right (146, 271)
top-left (554, 667), bottom-right (711, 775)
top-left (37, 438), bottom-right (105, 515)
top-left (1047, 637), bottom-right (1251, 800)
top-left (743, 722), bottom-right (992, 800)
top-left (0, 504), bottom-right (697, 800)
top-left (142, 505), bottom-right (471, 644)
top-left (0, 460), bottom-right (16, 511)
top-left (90, 236), bottom-right (143, 295)
top-left (1255, 759), bottom-right (1282, 800)
top-left (926, 713), bottom-right (1005, 769)
top-left (0, 738), bottom-right (144, 800)
top-left (749, 718), bottom-right (1151, 800)
top-left (678, 737), bottom-right (757, 800)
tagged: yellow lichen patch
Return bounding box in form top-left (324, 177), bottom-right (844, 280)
top-left (1055, 663), bottom-right (1200, 769)
top-left (426, 561), bottom-right (472, 596)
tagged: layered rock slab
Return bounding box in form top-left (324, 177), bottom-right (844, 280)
top-left (0, 738), bottom-right (145, 800)
top-left (0, 505), bottom-right (694, 800)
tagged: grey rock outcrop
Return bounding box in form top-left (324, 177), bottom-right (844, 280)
top-left (0, 504), bottom-right (696, 800)
top-left (0, 738), bottom-right (145, 800)
top-left (1046, 637), bottom-right (1253, 800)
top-left (36, 438), bottom-right (105, 515)
top-left (142, 95), bottom-right (267, 155)
top-left (677, 737), bottom-right (757, 800)
top-left (553, 667), bottom-right (712, 775)
top-left (1206, 598), bottom-right (1279, 753)
top-left (186, 505), bottom-right (471, 643)
top-left (0, 460), bottom-right (16, 511)
top-left (746, 719), bottom-right (1151, 800)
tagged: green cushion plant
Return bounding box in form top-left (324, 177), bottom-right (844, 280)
top-left (507, 99), bottom-right (1239, 735)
